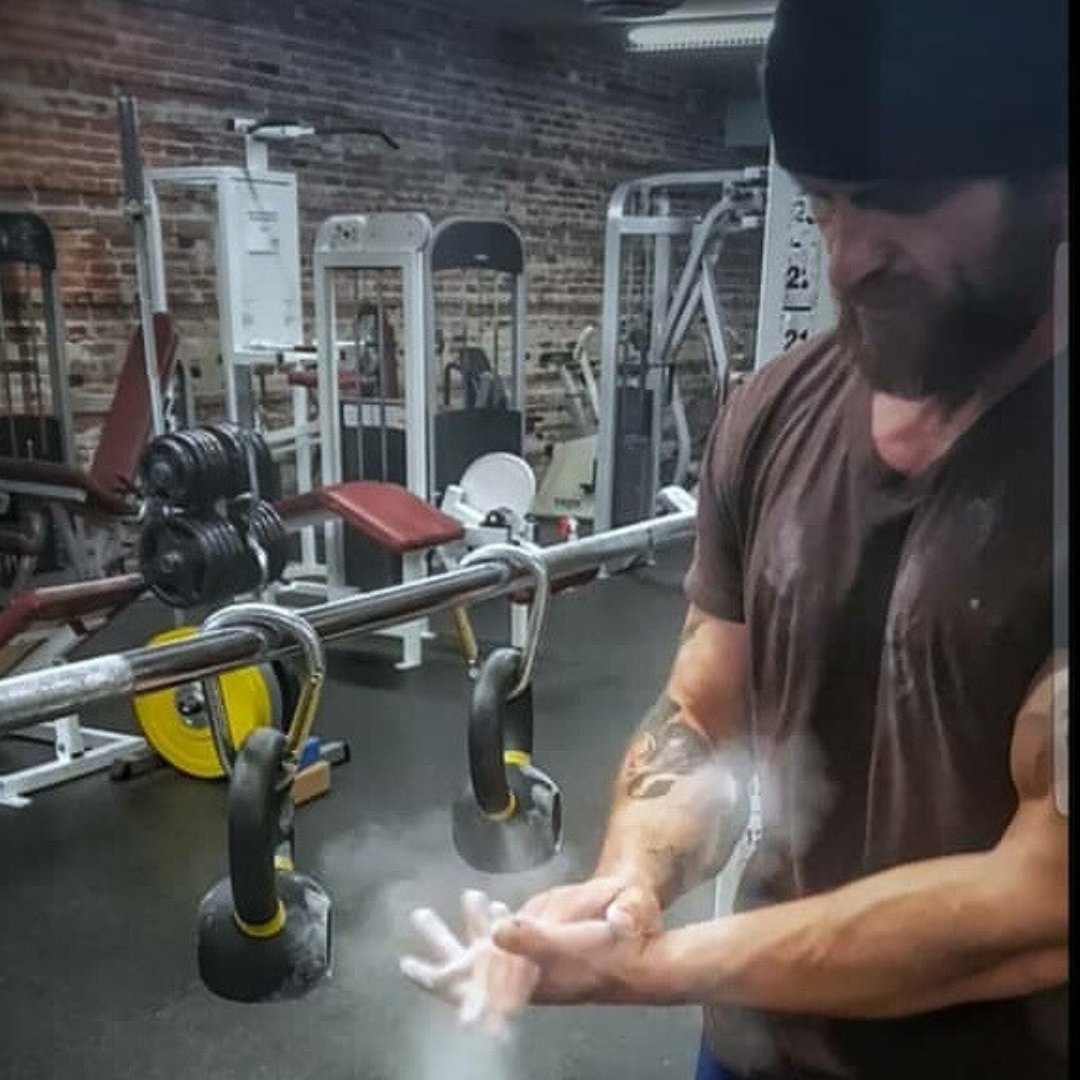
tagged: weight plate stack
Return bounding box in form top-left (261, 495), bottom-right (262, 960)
top-left (139, 428), bottom-right (235, 509)
top-left (139, 514), bottom-right (260, 609)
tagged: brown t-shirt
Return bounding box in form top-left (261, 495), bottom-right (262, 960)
top-left (685, 332), bottom-right (1066, 1079)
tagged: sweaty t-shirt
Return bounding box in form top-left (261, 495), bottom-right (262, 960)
top-left (685, 332), bottom-right (1066, 1080)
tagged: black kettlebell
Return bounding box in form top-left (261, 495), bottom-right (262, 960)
top-left (451, 647), bottom-right (563, 873)
top-left (196, 726), bottom-right (331, 1002)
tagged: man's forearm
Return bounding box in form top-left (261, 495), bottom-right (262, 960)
top-left (593, 692), bottom-right (749, 907)
top-left (649, 839), bottom-right (1068, 1017)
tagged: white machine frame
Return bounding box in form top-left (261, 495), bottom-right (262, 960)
top-left (594, 168), bottom-right (766, 532)
top-left (309, 212), bottom-right (434, 668)
top-left (144, 127), bottom-right (305, 428)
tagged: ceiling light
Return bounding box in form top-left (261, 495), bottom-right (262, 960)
top-left (584, 0), bottom-right (683, 18)
top-left (627, 15), bottom-right (773, 52)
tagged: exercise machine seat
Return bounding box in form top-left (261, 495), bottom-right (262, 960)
top-left (276, 481), bottom-right (464, 554)
top-left (0, 573), bottom-right (145, 649)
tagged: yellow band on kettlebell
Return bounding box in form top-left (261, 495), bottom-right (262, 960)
top-left (274, 854), bottom-right (295, 873)
top-left (503, 750), bottom-right (531, 767)
top-left (485, 791), bottom-right (518, 822)
top-left (234, 900), bottom-right (287, 939)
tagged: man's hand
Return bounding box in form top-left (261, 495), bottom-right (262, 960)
top-left (399, 889), bottom-right (513, 1032)
top-left (482, 872), bottom-right (663, 1021)
top-left (490, 905), bottom-right (662, 1006)
top-left (398, 874), bottom-right (664, 1029)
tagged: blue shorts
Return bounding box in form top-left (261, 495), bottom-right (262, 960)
top-left (694, 1035), bottom-right (743, 1080)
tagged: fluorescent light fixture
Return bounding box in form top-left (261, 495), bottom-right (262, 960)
top-left (627, 16), bottom-right (772, 52)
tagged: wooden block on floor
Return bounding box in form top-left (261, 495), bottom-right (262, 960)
top-left (293, 759), bottom-right (331, 806)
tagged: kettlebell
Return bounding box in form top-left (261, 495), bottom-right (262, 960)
top-left (451, 647), bottom-right (563, 873)
top-left (196, 726), bottom-right (331, 1002)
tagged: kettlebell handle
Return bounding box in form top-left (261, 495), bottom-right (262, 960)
top-left (227, 725), bottom-right (293, 932)
top-left (459, 543), bottom-right (549, 699)
top-left (469, 647), bottom-right (533, 818)
top-left (200, 603), bottom-right (325, 775)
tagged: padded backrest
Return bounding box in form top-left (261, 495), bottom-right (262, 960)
top-left (89, 313), bottom-right (179, 493)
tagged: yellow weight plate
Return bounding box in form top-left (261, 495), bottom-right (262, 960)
top-left (133, 626), bottom-right (274, 779)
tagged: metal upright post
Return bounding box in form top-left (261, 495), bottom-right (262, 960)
top-left (116, 95), bottom-right (166, 438)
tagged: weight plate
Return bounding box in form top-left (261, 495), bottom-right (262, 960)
top-left (132, 626), bottom-right (275, 779)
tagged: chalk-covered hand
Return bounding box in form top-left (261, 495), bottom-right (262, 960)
top-left (484, 872), bottom-right (664, 1009)
top-left (399, 875), bottom-right (663, 1028)
top-left (399, 889), bottom-right (512, 1031)
top-left (470, 872), bottom-right (660, 1023)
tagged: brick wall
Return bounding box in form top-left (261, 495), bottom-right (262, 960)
top-left (0, 0), bottom-right (765, 477)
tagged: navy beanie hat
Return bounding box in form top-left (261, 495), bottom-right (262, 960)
top-left (762, 0), bottom-right (1067, 181)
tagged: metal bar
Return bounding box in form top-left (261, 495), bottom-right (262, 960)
top-left (44, 268), bottom-right (75, 465)
top-left (117, 95), bottom-right (166, 438)
top-left (0, 510), bottom-right (695, 734)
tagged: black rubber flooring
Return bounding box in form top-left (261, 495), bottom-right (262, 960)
top-left (0, 541), bottom-right (715, 1080)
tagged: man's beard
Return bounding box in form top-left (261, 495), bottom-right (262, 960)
top-left (836, 183), bottom-right (1059, 412)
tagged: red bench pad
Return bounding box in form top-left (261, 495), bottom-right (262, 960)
top-left (0, 573), bottom-right (145, 648)
top-left (277, 481), bottom-right (464, 553)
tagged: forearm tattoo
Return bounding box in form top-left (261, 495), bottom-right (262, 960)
top-left (622, 611), bottom-right (715, 801)
top-left (625, 701), bottom-right (715, 800)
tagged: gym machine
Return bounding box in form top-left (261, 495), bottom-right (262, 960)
top-left (313, 211), bottom-right (431, 603)
top-left (0, 211), bottom-right (74, 468)
top-left (0, 201), bottom-right (179, 805)
top-left (593, 168), bottom-right (766, 532)
top-left (144, 120), bottom-right (305, 430)
top-left (428, 215), bottom-right (527, 494)
top-left (0, 498), bottom-right (695, 998)
top-left (294, 212), bottom-right (531, 668)
top-left (532, 324), bottom-right (602, 521)
top-left (142, 112), bottom-right (398, 432)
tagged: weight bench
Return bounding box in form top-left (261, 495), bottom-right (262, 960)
top-left (0, 313), bottom-right (178, 591)
top-left (0, 573), bottom-right (147, 807)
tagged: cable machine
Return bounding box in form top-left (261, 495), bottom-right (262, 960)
top-left (304, 212), bottom-right (530, 668)
top-left (427, 216), bottom-right (527, 496)
top-left (143, 115), bottom-right (397, 429)
top-left (593, 168), bottom-right (766, 532)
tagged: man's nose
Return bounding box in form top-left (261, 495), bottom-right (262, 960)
top-left (822, 202), bottom-right (890, 296)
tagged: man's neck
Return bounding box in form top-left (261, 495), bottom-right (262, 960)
top-left (869, 309), bottom-right (1055, 476)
